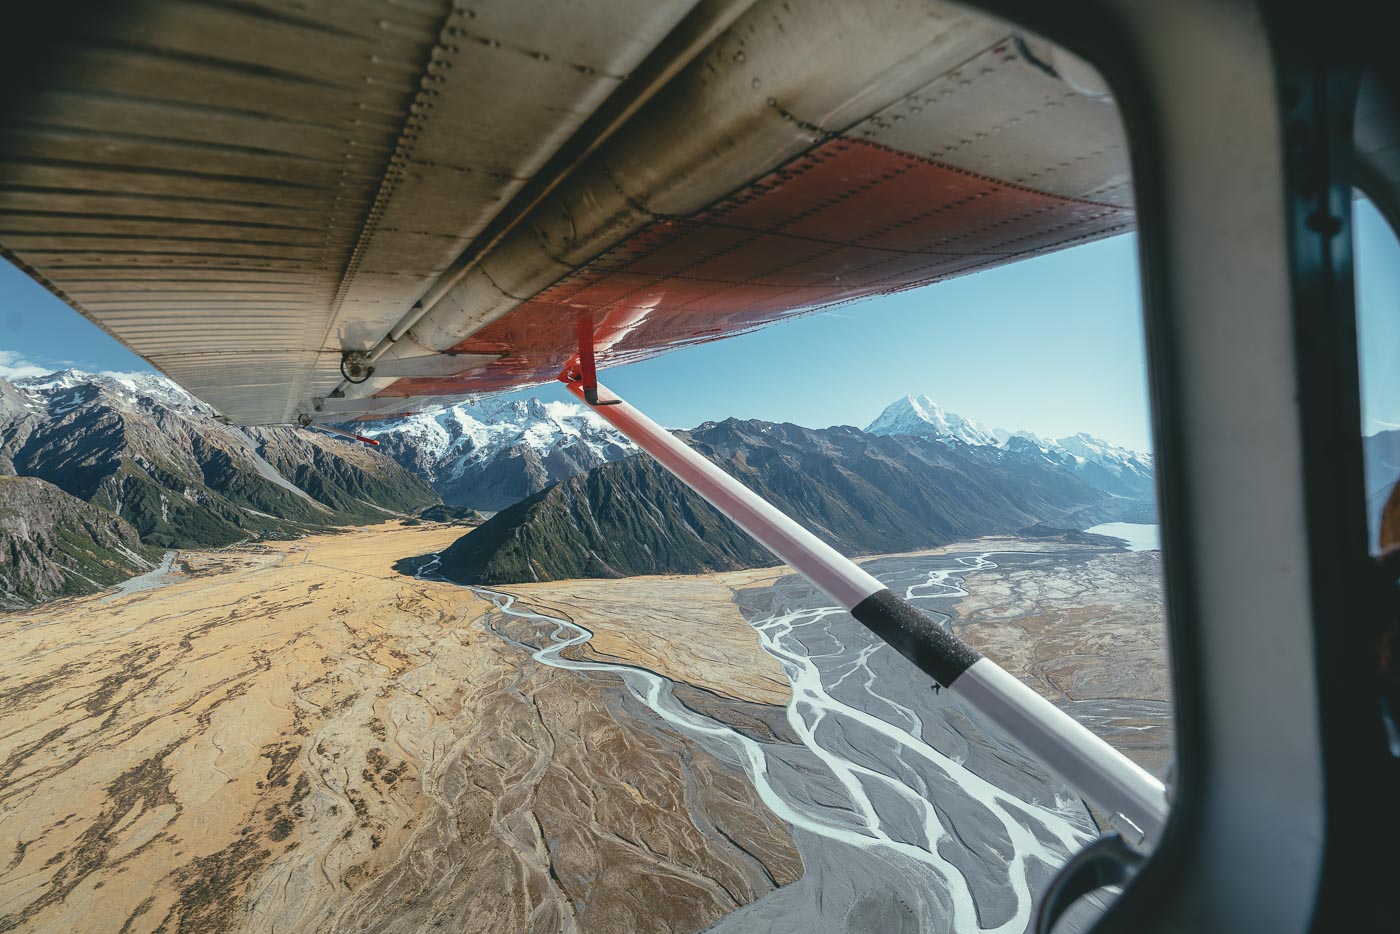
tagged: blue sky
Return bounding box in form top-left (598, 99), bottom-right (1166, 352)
top-left (1355, 198), bottom-right (1400, 434)
top-left (530, 232), bottom-right (1155, 448)
top-left (0, 261), bottom-right (152, 379)
top-left (3, 200), bottom-right (1397, 453)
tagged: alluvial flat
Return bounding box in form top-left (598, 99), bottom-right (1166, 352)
top-left (0, 526), bottom-right (1167, 934)
top-left (0, 522), bottom-right (800, 933)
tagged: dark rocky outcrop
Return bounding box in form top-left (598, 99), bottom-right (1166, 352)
top-left (0, 475), bottom-right (161, 607)
top-left (416, 504), bottom-right (485, 524)
top-left (437, 455), bottom-right (773, 583)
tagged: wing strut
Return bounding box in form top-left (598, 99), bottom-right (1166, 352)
top-left (297, 420), bottom-right (380, 446)
top-left (559, 372), bottom-right (1169, 848)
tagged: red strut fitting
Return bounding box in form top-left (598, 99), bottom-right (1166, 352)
top-left (558, 312), bottom-right (618, 406)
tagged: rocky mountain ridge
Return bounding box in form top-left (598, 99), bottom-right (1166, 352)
top-left (432, 417), bottom-right (1133, 585)
top-left (868, 394), bottom-right (1157, 501)
top-left (0, 475), bottom-right (161, 608)
top-left (1, 369), bottom-right (437, 605)
top-left (5, 377), bottom-right (1169, 605)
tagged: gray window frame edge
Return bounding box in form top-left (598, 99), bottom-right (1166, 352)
top-left (963, 0), bottom-right (1400, 930)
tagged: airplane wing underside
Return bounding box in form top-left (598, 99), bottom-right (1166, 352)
top-left (0, 0), bottom-right (1132, 425)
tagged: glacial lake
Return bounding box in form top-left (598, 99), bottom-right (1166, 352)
top-left (1084, 522), bottom-right (1161, 551)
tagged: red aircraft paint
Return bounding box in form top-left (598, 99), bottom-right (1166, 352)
top-left (378, 139), bottom-right (1130, 399)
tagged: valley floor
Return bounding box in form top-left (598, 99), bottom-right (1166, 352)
top-left (0, 522), bottom-right (799, 933)
top-left (0, 524), bottom-right (1169, 933)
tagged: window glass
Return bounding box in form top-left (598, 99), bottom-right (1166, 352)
top-left (0, 6), bottom-right (1171, 933)
top-left (1355, 196), bottom-right (1400, 552)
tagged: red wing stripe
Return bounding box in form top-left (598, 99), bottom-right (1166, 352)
top-left (378, 138), bottom-right (1130, 398)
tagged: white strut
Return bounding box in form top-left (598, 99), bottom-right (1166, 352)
top-left (562, 377), bottom-right (1169, 847)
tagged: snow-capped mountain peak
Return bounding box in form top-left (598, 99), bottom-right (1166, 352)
top-left (12, 368), bottom-right (90, 392)
top-left (1054, 431), bottom-right (1153, 468)
top-left (356, 396), bottom-right (636, 511)
top-left (13, 368), bottom-right (199, 413)
top-left (868, 393), bottom-right (1156, 500)
top-left (359, 397), bottom-right (629, 466)
top-left (866, 394), bottom-right (1000, 446)
top-left (993, 427), bottom-right (1054, 449)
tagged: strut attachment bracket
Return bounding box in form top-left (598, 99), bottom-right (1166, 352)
top-left (559, 314), bottom-right (621, 406)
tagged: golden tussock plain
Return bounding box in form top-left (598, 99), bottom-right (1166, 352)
top-left (0, 522), bottom-right (801, 933)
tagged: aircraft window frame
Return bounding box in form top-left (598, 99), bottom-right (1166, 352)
top-left (956, 1), bottom-right (1397, 930)
top-left (0, 2), bottom-right (1391, 930)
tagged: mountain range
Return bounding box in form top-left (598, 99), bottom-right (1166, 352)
top-left (867, 394), bottom-right (1157, 501)
top-left (432, 416), bottom-right (1143, 585)
top-left (355, 397), bottom-right (635, 511)
top-left (4, 371), bottom-right (1169, 605)
top-left (0, 370), bottom-right (437, 605)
